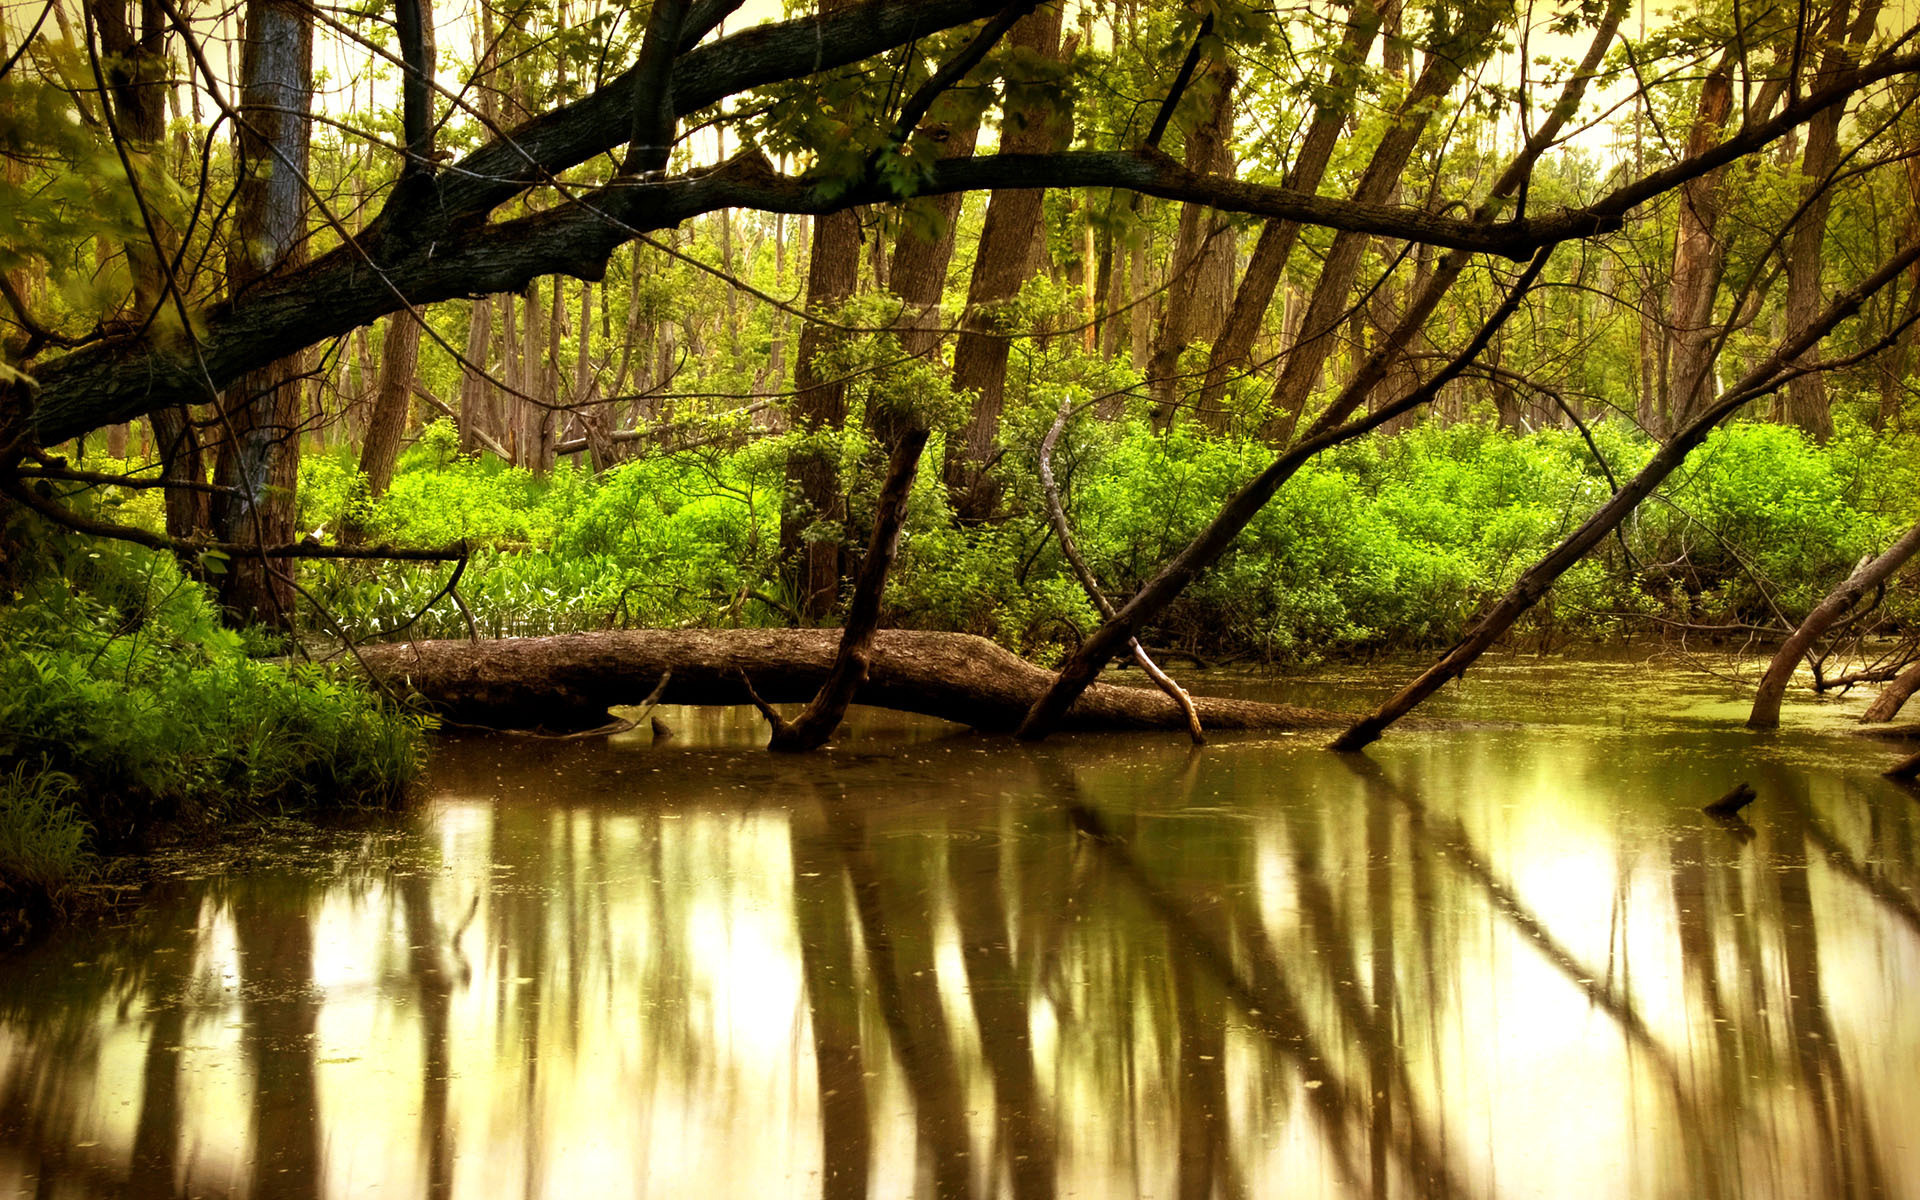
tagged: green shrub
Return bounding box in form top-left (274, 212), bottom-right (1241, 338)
top-left (0, 761), bottom-right (90, 904)
top-left (0, 501), bottom-right (428, 905)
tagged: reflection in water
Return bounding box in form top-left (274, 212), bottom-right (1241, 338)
top-left (1, 671), bottom-right (1918, 1199)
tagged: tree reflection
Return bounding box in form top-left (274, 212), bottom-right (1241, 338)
top-left (790, 798), bottom-right (873, 1200)
top-left (230, 881), bottom-right (325, 1200)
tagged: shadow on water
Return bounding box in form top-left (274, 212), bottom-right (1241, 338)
top-left (1, 671), bottom-right (1918, 1198)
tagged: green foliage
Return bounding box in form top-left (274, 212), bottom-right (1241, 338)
top-left (304, 403), bottom-right (1920, 665)
top-left (0, 761), bottom-right (89, 903)
top-left (1641, 420), bottom-right (1920, 619)
top-left (0, 503), bottom-right (428, 905)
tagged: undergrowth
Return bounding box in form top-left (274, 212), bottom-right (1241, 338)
top-left (292, 412), bottom-right (1920, 663)
top-left (0, 498), bottom-right (428, 924)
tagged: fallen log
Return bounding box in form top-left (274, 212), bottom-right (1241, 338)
top-left (351, 628), bottom-right (1346, 735)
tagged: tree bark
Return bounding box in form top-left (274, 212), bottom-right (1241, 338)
top-left (944, 4), bottom-right (1067, 522)
top-left (784, 204), bottom-right (861, 617)
top-left (351, 628), bottom-right (1346, 735)
top-left (1748, 518), bottom-right (1920, 728)
top-left (211, 0), bottom-right (313, 626)
top-left (1862, 658), bottom-right (1920, 723)
top-left (889, 120), bottom-right (980, 360)
top-left (1778, 0), bottom-right (1885, 441)
top-left (359, 312), bottom-right (422, 498)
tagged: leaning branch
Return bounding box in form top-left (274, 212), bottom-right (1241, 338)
top-left (1331, 236), bottom-right (1920, 751)
top-left (1037, 394), bottom-right (1204, 743)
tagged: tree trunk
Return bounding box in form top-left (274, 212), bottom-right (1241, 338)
top-left (1262, 0), bottom-right (1511, 444)
top-left (760, 427), bottom-right (931, 751)
top-left (1748, 518), bottom-right (1920, 728)
top-left (889, 121), bottom-right (980, 360)
top-left (1861, 658), bottom-right (1920, 723)
top-left (1779, 0), bottom-right (1884, 442)
top-left (458, 297), bottom-right (494, 455)
top-left (1145, 60), bottom-right (1237, 426)
top-left (351, 628), bottom-right (1346, 735)
top-left (1663, 57), bottom-right (1789, 436)
top-left (359, 312), bottom-right (422, 498)
top-left (99, 0), bottom-right (203, 533)
top-left (784, 203), bottom-right (861, 616)
top-left (211, 0), bottom-right (313, 626)
top-left (944, 4), bottom-right (1066, 522)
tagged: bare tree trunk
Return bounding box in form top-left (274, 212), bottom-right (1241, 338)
top-left (1128, 239), bottom-right (1151, 369)
top-left (890, 120), bottom-right (980, 360)
top-left (1664, 55), bottom-right (1789, 435)
top-left (354, 628), bottom-right (1341, 734)
top-left (458, 297), bottom-right (494, 454)
top-left (758, 424), bottom-right (930, 751)
top-left (1145, 60), bottom-right (1237, 426)
top-left (359, 312), bottom-right (423, 498)
top-left (1861, 658), bottom-right (1920, 722)
top-left (783, 199), bottom-right (861, 617)
top-left (1779, 0), bottom-right (1884, 441)
top-left (212, 0), bottom-right (313, 627)
top-left (944, 4), bottom-right (1066, 522)
top-left (98, 0), bottom-right (202, 528)
top-left (1262, 0), bottom-right (1511, 444)
top-left (1749, 518), bottom-right (1920, 728)
top-left (1191, 0), bottom-right (1383, 429)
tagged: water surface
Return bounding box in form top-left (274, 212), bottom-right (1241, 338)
top-left (3, 659), bottom-right (1917, 1198)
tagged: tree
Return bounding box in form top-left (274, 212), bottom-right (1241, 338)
top-left (4, 0), bottom-right (1920, 752)
top-left (208, 0), bottom-right (314, 625)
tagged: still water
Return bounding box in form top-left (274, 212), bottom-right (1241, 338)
top-left (3, 659), bottom-right (1918, 1199)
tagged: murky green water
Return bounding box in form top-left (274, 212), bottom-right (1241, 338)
top-left (3, 659), bottom-right (1918, 1198)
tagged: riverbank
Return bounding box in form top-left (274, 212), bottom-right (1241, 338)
top-left (0, 509), bottom-right (426, 932)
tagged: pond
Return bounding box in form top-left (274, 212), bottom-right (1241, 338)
top-left (2, 657), bottom-right (1917, 1199)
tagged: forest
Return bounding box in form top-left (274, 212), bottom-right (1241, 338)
top-left (7, 0), bottom-right (1920, 1194)
top-left (2, 0), bottom-right (1920, 896)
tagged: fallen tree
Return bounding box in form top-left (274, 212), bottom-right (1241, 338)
top-left (350, 628), bottom-right (1346, 735)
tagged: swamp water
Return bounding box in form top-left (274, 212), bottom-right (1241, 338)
top-left (2, 659), bottom-right (1917, 1199)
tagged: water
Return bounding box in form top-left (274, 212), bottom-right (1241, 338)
top-left (3, 659), bottom-right (1918, 1199)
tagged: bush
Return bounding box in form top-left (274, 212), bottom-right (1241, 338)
top-left (0, 500), bottom-right (428, 908)
top-left (295, 404), bottom-right (1920, 664)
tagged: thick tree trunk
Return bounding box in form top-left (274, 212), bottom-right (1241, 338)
top-left (1664, 64), bottom-right (1789, 436)
top-left (99, 0), bottom-right (204, 535)
top-left (212, 0), bottom-right (313, 626)
top-left (1662, 55), bottom-right (1736, 437)
top-left (352, 628), bottom-right (1345, 735)
top-left (359, 312), bottom-right (422, 498)
top-left (784, 206), bottom-right (861, 617)
top-left (944, 4), bottom-right (1066, 521)
top-left (1748, 518), bottom-right (1920, 728)
top-left (1778, 0), bottom-right (1884, 441)
top-left (889, 121), bottom-right (980, 359)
